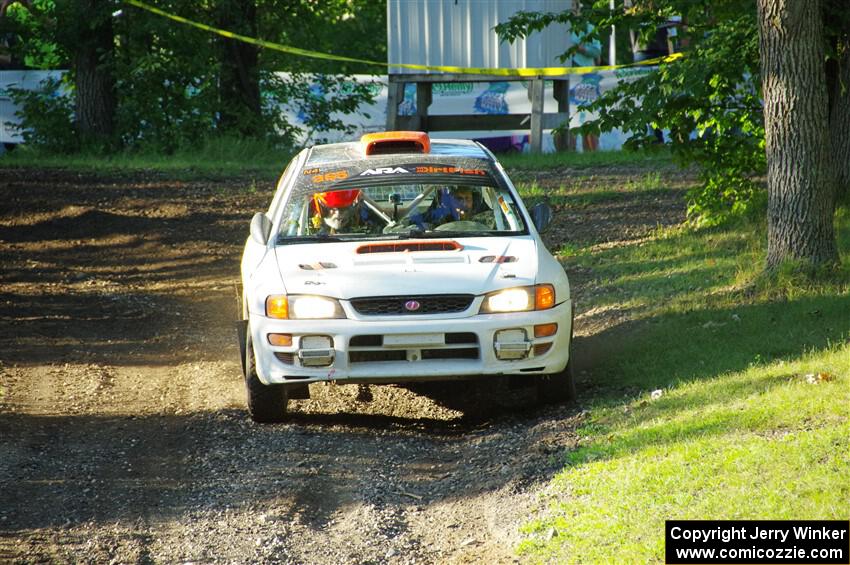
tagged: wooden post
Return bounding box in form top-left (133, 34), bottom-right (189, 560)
top-left (415, 82), bottom-right (432, 131)
top-left (552, 79), bottom-right (575, 152)
top-left (529, 77), bottom-right (545, 153)
top-left (386, 80), bottom-right (404, 131)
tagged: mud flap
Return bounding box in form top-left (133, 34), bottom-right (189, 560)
top-left (235, 320), bottom-right (248, 376)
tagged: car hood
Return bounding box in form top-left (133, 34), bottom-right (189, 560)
top-left (274, 237), bottom-right (539, 298)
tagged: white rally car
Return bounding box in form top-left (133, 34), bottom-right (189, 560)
top-left (238, 131), bottom-right (573, 422)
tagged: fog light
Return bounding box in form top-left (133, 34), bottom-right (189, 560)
top-left (494, 329), bottom-right (530, 360)
top-left (268, 333), bottom-right (293, 346)
top-left (301, 335), bottom-right (332, 349)
top-left (534, 323), bottom-right (558, 338)
top-left (298, 335), bottom-right (334, 367)
top-left (534, 343), bottom-right (553, 356)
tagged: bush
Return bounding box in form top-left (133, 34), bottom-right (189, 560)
top-left (6, 76), bottom-right (77, 153)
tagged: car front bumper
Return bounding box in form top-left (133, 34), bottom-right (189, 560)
top-left (248, 300), bottom-right (572, 385)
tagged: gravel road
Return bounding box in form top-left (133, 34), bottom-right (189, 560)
top-left (0, 166), bottom-right (686, 563)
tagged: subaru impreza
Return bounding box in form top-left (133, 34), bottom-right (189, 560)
top-left (238, 131), bottom-right (573, 422)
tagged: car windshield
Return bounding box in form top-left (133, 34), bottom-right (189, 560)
top-left (276, 183), bottom-right (527, 242)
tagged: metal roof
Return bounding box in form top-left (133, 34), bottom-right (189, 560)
top-left (387, 0), bottom-right (573, 74)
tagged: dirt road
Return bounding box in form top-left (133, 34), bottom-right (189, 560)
top-left (0, 166), bottom-right (686, 563)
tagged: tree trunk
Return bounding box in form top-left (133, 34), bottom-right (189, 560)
top-left (217, 0), bottom-right (261, 136)
top-left (74, 0), bottom-right (116, 146)
top-left (828, 39), bottom-right (850, 201)
top-left (757, 0), bottom-right (839, 269)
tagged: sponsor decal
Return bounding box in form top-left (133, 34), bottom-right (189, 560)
top-left (303, 168), bottom-right (320, 175)
top-left (311, 170), bottom-right (349, 183)
top-left (414, 165), bottom-right (487, 176)
top-left (359, 167), bottom-right (411, 176)
top-left (570, 73), bottom-right (603, 107)
top-left (433, 83), bottom-right (473, 96)
top-left (474, 82), bottom-right (510, 115)
top-left (357, 164), bottom-right (487, 177)
top-left (398, 84), bottom-right (417, 116)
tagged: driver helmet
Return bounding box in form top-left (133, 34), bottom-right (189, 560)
top-left (314, 189), bottom-right (360, 211)
top-left (312, 189), bottom-right (361, 230)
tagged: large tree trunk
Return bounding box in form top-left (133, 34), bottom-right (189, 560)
top-left (757, 0), bottom-right (839, 269)
top-left (74, 0), bottom-right (116, 146)
top-left (828, 38), bottom-right (850, 201)
top-left (217, 0), bottom-right (261, 136)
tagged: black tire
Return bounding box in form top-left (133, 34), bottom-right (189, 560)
top-left (244, 329), bottom-right (289, 423)
top-left (537, 355), bottom-right (576, 405)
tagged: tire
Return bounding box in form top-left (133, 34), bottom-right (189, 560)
top-left (244, 329), bottom-right (289, 423)
top-left (537, 354), bottom-right (576, 405)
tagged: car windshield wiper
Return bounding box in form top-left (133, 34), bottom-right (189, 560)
top-left (276, 234), bottom-right (342, 244)
top-left (403, 229), bottom-right (496, 239)
top-left (437, 230), bottom-right (497, 238)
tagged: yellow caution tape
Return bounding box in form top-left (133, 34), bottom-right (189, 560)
top-left (124, 0), bottom-right (683, 77)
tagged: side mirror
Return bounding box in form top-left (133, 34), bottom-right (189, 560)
top-left (249, 212), bottom-right (272, 245)
top-left (530, 202), bottom-right (553, 233)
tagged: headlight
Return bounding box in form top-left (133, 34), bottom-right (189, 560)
top-left (479, 284), bottom-right (556, 314)
top-left (265, 294), bottom-right (345, 319)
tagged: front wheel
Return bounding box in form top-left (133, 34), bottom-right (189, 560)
top-left (537, 356), bottom-right (576, 405)
top-left (244, 329), bottom-right (289, 423)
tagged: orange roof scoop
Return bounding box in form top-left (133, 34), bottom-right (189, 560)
top-left (361, 131), bottom-right (430, 156)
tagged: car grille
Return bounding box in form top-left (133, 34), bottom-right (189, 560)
top-left (348, 332), bottom-right (479, 364)
top-left (349, 294), bottom-right (474, 316)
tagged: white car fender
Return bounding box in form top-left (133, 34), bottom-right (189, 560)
top-left (243, 248), bottom-right (287, 318)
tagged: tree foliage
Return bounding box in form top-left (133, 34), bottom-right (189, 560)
top-left (498, 1), bottom-right (767, 225)
top-left (499, 0), bottom-right (847, 268)
top-left (1, 0), bottom-right (385, 152)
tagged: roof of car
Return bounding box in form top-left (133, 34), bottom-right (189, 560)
top-left (305, 138), bottom-right (493, 166)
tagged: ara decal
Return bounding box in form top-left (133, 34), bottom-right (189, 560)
top-left (359, 167), bottom-right (411, 176)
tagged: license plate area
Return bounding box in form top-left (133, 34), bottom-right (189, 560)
top-left (383, 333), bottom-right (445, 348)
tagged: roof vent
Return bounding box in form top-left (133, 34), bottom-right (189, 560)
top-left (361, 131), bottom-right (430, 156)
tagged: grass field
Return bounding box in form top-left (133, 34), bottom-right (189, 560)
top-left (0, 137), bottom-right (291, 178)
top-left (1, 140), bottom-right (670, 179)
top-left (498, 147), bottom-right (673, 171)
top-left (513, 183), bottom-right (849, 562)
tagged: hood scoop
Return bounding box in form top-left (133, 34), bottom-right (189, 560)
top-left (356, 240), bottom-right (462, 254)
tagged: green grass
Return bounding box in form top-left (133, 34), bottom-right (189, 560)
top-left (2, 140), bottom-right (666, 178)
top-left (516, 172), bottom-right (675, 213)
top-left (518, 209), bottom-right (850, 563)
top-left (499, 147), bottom-right (673, 170)
top-left (0, 137), bottom-right (291, 178)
